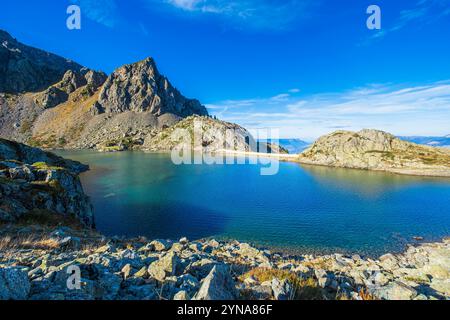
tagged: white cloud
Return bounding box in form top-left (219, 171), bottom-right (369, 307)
top-left (207, 81), bottom-right (450, 140)
top-left (158, 0), bottom-right (317, 31)
top-left (74, 0), bottom-right (119, 28)
top-left (168, 0), bottom-right (202, 11)
top-left (366, 0), bottom-right (450, 42)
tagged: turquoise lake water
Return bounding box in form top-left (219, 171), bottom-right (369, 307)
top-left (57, 150), bottom-right (450, 256)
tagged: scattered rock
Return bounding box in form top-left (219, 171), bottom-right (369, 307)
top-left (121, 264), bottom-right (132, 280)
top-left (133, 266), bottom-right (148, 279)
top-left (247, 285), bottom-right (273, 300)
top-left (194, 265), bottom-right (237, 300)
top-left (271, 278), bottom-right (294, 300)
top-left (173, 290), bottom-right (190, 300)
top-left (148, 251), bottom-right (180, 281)
top-left (315, 269), bottom-right (331, 288)
top-left (373, 281), bottom-right (417, 300)
top-left (150, 239), bottom-right (171, 252)
top-left (0, 267), bottom-right (31, 300)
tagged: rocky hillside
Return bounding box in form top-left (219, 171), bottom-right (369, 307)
top-left (0, 30), bottom-right (84, 93)
top-left (143, 115), bottom-right (256, 153)
top-left (298, 129), bottom-right (450, 177)
top-left (0, 31), bottom-right (208, 151)
top-left (0, 224), bottom-right (448, 300)
top-left (0, 138), bottom-right (93, 226)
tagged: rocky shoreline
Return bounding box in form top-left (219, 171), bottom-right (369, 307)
top-left (1, 138), bottom-right (449, 301)
top-left (0, 138), bottom-right (94, 226)
top-left (0, 224), bottom-right (448, 301)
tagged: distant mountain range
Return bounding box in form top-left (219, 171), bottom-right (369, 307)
top-left (260, 136), bottom-right (450, 154)
top-left (399, 136), bottom-right (450, 148)
top-left (258, 139), bottom-right (310, 154)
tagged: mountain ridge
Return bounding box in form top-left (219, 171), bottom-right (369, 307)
top-left (0, 30), bottom-right (211, 152)
top-left (0, 30), bottom-right (84, 93)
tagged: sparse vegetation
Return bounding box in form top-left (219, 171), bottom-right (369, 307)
top-left (0, 234), bottom-right (60, 252)
top-left (15, 209), bottom-right (84, 230)
top-left (32, 162), bottom-right (64, 171)
top-left (357, 288), bottom-right (378, 300)
top-left (20, 120), bottom-right (33, 134)
top-left (240, 268), bottom-right (325, 300)
top-left (58, 137), bottom-right (67, 146)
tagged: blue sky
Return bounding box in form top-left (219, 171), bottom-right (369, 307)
top-left (1, 0), bottom-right (450, 139)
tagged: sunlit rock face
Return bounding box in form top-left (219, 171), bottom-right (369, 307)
top-left (98, 57), bottom-right (208, 117)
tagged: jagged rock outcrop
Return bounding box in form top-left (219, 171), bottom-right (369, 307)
top-left (84, 70), bottom-right (108, 91)
top-left (34, 69), bottom-right (107, 109)
top-left (0, 30), bottom-right (84, 93)
top-left (0, 139), bottom-right (93, 226)
top-left (0, 31), bottom-right (107, 144)
top-left (143, 115), bottom-right (256, 152)
top-left (194, 265), bottom-right (238, 300)
top-left (0, 138), bottom-right (88, 173)
top-left (98, 57), bottom-right (208, 117)
top-left (34, 86), bottom-right (68, 109)
top-left (298, 129), bottom-right (450, 177)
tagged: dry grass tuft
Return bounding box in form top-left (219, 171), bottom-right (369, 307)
top-left (302, 258), bottom-right (332, 270)
top-left (0, 233), bottom-right (60, 252)
top-left (358, 288), bottom-right (378, 300)
top-left (15, 209), bottom-right (85, 230)
top-left (240, 267), bottom-right (325, 300)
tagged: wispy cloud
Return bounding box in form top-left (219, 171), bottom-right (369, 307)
top-left (207, 81), bottom-right (450, 140)
top-left (73, 0), bottom-right (119, 28)
top-left (367, 0), bottom-right (450, 41)
top-left (156, 0), bottom-right (317, 31)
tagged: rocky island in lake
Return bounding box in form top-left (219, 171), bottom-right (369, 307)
top-left (297, 129), bottom-right (450, 177)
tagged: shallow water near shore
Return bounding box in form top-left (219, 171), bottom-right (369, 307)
top-left (56, 150), bottom-right (450, 257)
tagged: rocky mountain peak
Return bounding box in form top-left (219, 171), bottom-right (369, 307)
top-left (97, 57), bottom-right (208, 117)
top-left (0, 31), bottom-right (208, 151)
